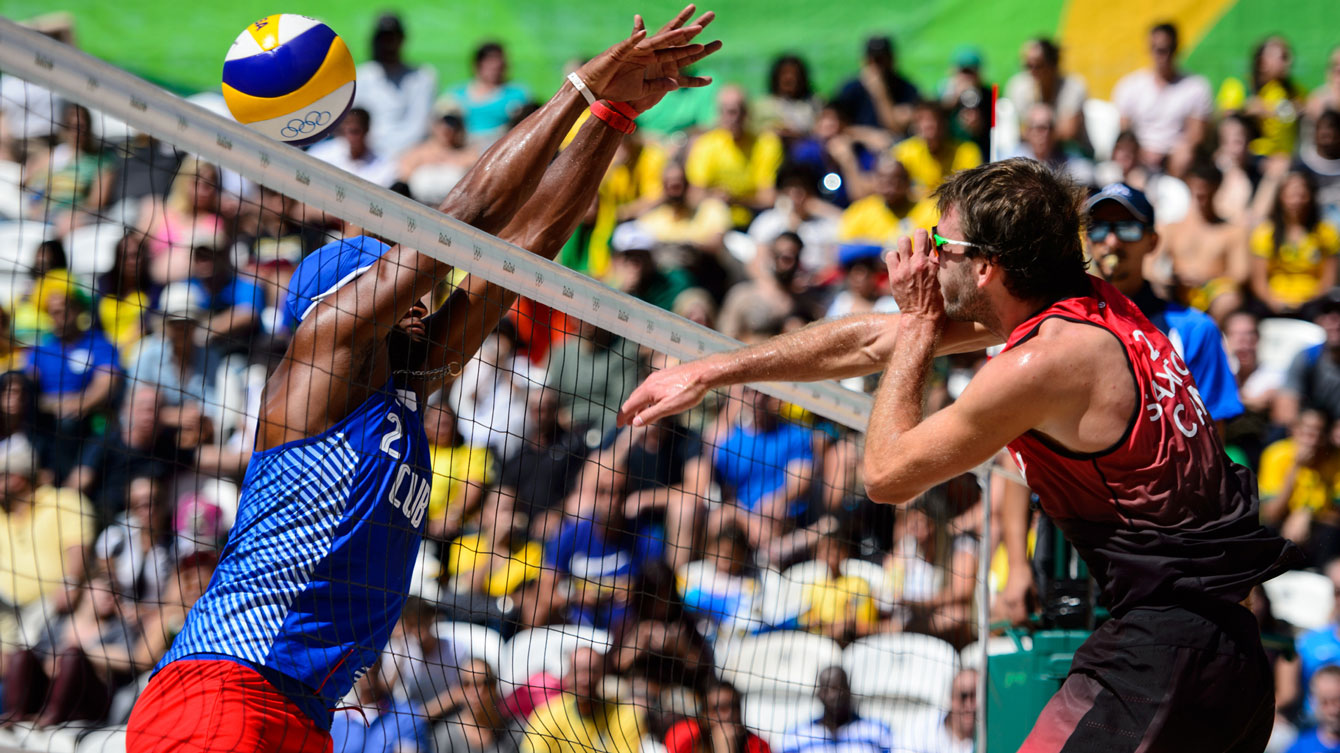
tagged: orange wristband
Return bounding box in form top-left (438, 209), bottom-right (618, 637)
top-left (591, 100), bottom-right (636, 134)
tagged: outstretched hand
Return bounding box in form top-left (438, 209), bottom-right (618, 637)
top-left (617, 360), bottom-right (709, 428)
top-left (578, 5), bottom-right (721, 105)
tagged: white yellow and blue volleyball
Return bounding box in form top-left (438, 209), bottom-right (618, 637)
top-left (222, 14), bottom-right (355, 146)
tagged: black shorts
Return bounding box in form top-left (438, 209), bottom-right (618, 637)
top-left (1018, 602), bottom-right (1273, 753)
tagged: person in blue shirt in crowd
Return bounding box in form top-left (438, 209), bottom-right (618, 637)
top-left (28, 286), bottom-right (121, 486)
top-left (1296, 560), bottom-right (1340, 718)
top-left (1290, 665), bottom-right (1340, 753)
top-left (1085, 182), bottom-right (1244, 425)
top-left (712, 386), bottom-right (818, 551)
top-left (187, 244), bottom-right (266, 362)
top-left (779, 666), bottom-right (895, 753)
top-left (444, 42), bottom-right (532, 142)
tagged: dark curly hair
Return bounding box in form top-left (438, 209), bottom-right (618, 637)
top-left (933, 158), bottom-right (1090, 304)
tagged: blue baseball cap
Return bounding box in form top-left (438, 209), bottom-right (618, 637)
top-left (1085, 183), bottom-right (1155, 225)
top-left (284, 235), bottom-right (390, 326)
top-left (838, 242), bottom-right (885, 268)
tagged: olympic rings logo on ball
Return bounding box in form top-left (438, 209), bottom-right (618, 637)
top-left (280, 110), bottom-right (333, 139)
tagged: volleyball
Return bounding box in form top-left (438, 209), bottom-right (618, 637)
top-left (221, 14), bottom-right (355, 146)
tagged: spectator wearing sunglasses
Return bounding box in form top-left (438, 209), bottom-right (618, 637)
top-left (1085, 182), bottom-right (1244, 424)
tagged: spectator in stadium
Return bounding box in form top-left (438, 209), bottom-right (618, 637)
top-left (778, 666), bottom-right (895, 753)
top-left (330, 665), bottom-right (433, 753)
top-left (718, 231), bottom-right (814, 340)
top-left (1221, 311), bottom-right (1277, 465)
top-left (424, 399), bottom-right (494, 541)
top-left (678, 521), bottom-right (761, 639)
top-left (664, 681), bottom-right (771, 753)
top-left (746, 163), bottom-right (840, 269)
top-left (609, 417), bottom-right (705, 570)
top-left (636, 163), bottom-right (732, 252)
top-left (885, 496), bottom-right (977, 649)
top-left (939, 46), bottom-right (991, 158)
top-left (431, 659), bottom-right (527, 753)
top-left (1004, 38), bottom-right (1090, 152)
top-left (799, 518), bottom-right (879, 645)
top-left (0, 373), bottom-right (39, 475)
top-left (610, 560), bottom-right (714, 695)
top-left (521, 646), bottom-right (644, 753)
top-left (307, 107), bottom-right (398, 189)
top-left (128, 282), bottom-right (213, 409)
top-left (1213, 113), bottom-right (1269, 226)
top-left (892, 101), bottom-right (982, 197)
top-left (139, 156), bottom-right (229, 284)
top-left (1250, 171), bottom-right (1340, 318)
top-left (187, 242), bottom-right (267, 362)
top-left (1093, 130), bottom-right (1149, 191)
top-left (383, 597), bottom-right (472, 716)
top-left (837, 157), bottom-right (935, 247)
top-left (451, 320), bottom-right (540, 461)
top-left (1086, 183), bottom-right (1244, 424)
top-left (443, 495), bottom-right (542, 602)
top-left (833, 35), bottom-right (919, 136)
top-left (1277, 295), bottom-right (1340, 428)
top-left (755, 54), bottom-right (823, 140)
top-left (96, 230), bottom-right (155, 354)
top-left (93, 474), bottom-right (174, 609)
top-left (685, 86), bottom-right (784, 223)
top-left (545, 317), bottom-right (643, 439)
top-left (397, 114), bottom-right (480, 207)
top-left (1009, 103), bottom-right (1095, 188)
top-left (1295, 560), bottom-right (1340, 722)
top-left (826, 244), bottom-right (899, 318)
top-left (1235, 36), bottom-right (1304, 158)
top-left (0, 307), bottom-right (23, 377)
top-left (497, 387), bottom-right (588, 520)
top-left (444, 41), bottom-right (531, 142)
top-left (11, 237), bottom-right (70, 346)
top-left (1155, 160), bottom-right (1250, 322)
top-left (607, 225), bottom-right (696, 312)
top-left (787, 103), bottom-right (880, 208)
top-left (1112, 22), bottom-right (1212, 176)
top-left (897, 669), bottom-right (976, 753)
top-left (1300, 110), bottom-right (1340, 228)
top-left (707, 386), bottom-right (817, 552)
top-left (1309, 48), bottom-right (1340, 124)
top-left (354, 13), bottom-right (439, 163)
top-left (29, 286), bottom-right (122, 485)
top-left (1259, 408), bottom-right (1340, 557)
top-left (0, 440), bottom-right (93, 660)
top-left (22, 101), bottom-right (112, 234)
top-left (1290, 664), bottom-right (1340, 753)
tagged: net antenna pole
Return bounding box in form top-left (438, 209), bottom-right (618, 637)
top-left (974, 462), bottom-right (994, 752)
top-left (0, 16), bottom-right (872, 429)
top-left (989, 83), bottom-right (1000, 163)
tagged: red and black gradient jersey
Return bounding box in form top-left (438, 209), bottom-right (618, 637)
top-left (1002, 276), bottom-right (1301, 615)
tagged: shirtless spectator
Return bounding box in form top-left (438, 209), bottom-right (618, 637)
top-left (1112, 22), bottom-right (1212, 177)
top-left (1156, 160), bottom-right (1249, 322)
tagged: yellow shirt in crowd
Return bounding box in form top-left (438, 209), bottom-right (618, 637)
top-left (1257, 438), bottom-right (1340, 514)
top-left (838, 195), bottom-right (939, 245)
top-left (1250, 221), bottom-right (1340, 307)
top-left (685, 128), bottom-right (783, 223)
top-left (447, 532), bottom-right (543, 598)
top-left (427, 443), bottom-right (495, 526)
top-left (800, 574), bottom-right (879, 636)
top-left (99, 291), bottom-right (150, 357)
top-left (636, 199), bottom-right (734, 248)
top-left (892, 137), bottom-right (982, 196)
top-left (521, 694), bottom-right (645, 753)
top-left (0, 485), bottom-right (94, 607)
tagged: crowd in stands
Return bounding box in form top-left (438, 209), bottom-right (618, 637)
top-left (3, 10), bottom-right (1340, 753)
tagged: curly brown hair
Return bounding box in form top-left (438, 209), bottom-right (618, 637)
top-left (933, 158), bottom-right (1090, 304)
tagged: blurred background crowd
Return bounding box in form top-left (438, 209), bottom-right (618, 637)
top-left (3, 9), bottom-right (1340, 753)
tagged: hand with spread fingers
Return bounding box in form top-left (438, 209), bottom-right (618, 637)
top-left (886, 229), bottom-right (946, 322)
top-left (577, 5), bottom-right (721, 105)
top-left (625, 6), bottom-right (721, 113)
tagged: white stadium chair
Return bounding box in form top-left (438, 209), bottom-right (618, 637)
top-left (992, 97), bottom-right (1020, 159)
top-left (1263, 570), bottom-right (1334, 632)
top-left (843, 633), bottom-right (960, 708)
top-left (90, 109), bottom-right (135, 144)
top-left (959, 634), bottom-right (1031, 671)
top-left (65, 221), bottom-right (124, 277)
top-left (77, 725), bottom-right (129, 753)
top-left (859, 697), bottom-right (944, 736)
top-left (498, 625), bottom-right (611, 692)
top-left (1083, 99), bottom-right (1122, 162)
top-left (780, 559), bottom-right (828, 586)
top-left (743, 693), bottom-right (821, 750)
top-left (0, 220), bottom-right (52, 271)
top-left (1258, 318), bottom-right (1325, 375)
top-left (716, 630), bottom-right (843, 696)
top-left (438, 621), bottom-right (506, 668)
top-left (0, 160), bottom-right (23, 220)
top-left (757, 568), bottom-right (811, 627)
top-left (1149, 175), bottom-right (1191, 225)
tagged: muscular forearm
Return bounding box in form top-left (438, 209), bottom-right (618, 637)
top-left (864, 316), bottom-right (940, 503)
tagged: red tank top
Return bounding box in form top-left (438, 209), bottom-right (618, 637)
top-left (1002, 276), bottom-right (1299, 614)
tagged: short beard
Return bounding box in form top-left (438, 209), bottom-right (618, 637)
top-left (944, 280), bottom-right (995, 331)
top-left (388, 328), bottom-right (430, 374)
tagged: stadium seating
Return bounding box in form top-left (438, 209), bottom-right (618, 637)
top-left (64, 220), bottom-right (123, 277)
top-left (716, 630), bottom-right (843, 695)
top-left (743, 693), bottom-right (821, 749)
top-left (993, 97), bottom-right (1020, 158)
top-left (1264, 569), bottom-right (1335, 632)
top-left (498, 625), bottom-right (612, 692)
top-left (1083, 98), bottom-right (1122, 162)
top-left (0, 220), bottom-right (50, 271)
top-left (1258, 318), bottom-right (1326, 375)
top-left (0, 160), bottom-right (22, 219)
top-left (843, 633), bottom-right (960, 708)
top-left (438, 620), bottom-right (506, 667)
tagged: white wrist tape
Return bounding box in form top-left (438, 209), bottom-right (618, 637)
top-left (566, 71), bottom-right (598, 106)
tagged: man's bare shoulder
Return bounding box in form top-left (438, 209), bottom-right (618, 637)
top-left (993, 316), bottom-right (1127, 382)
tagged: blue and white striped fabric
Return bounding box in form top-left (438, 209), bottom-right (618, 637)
top-left (160, 380), bottom-right (431, 709)
top-left (778, 716), bottom-right (898, 753)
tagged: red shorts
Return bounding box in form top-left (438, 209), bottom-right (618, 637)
top-left (127, 660), bottom-right (332, 753)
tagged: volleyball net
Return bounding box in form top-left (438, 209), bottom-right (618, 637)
top-left (0, 18), bottom-right (1000, 753)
